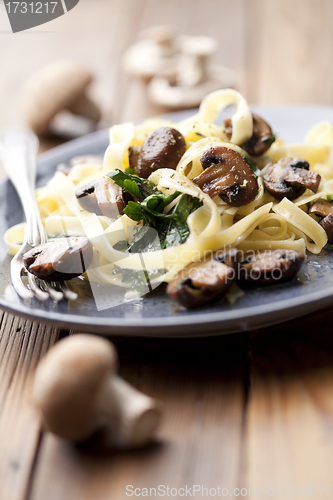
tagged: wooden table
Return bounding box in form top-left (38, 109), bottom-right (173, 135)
top-left (1, 1), bottom-right (333, 499)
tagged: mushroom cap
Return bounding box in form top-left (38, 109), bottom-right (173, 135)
top-left (33, 334), bottom-right (118, 441)
top-left (23, 61), bottom-right (94, 135)
top-left (193, 146), bottom-right (258, 206)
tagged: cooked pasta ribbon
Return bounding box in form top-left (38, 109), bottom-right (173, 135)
top-left (4, 89), bottom-right (333, 297)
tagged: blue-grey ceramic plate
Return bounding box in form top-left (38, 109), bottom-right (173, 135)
top-left (1, 106), bottom-right (333, 337)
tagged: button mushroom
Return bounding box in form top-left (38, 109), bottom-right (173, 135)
top-left (23, 237), bottom-right (93, 281)
top-left (135, 127), bottom-right (186, 179)
top-left (167, 248), bottom-right (240, 308)
top-left (23, 61), bottom-right (101, 136)
top-left (32, 334), bottom-right (161, 447)
top-left (309, 198), bottom-right (333, 243)
top-left (57, 154), bottom-right (103, 175)
top-left (76, 177), bottom-right (126, 218)
top-left (192, 146), bottom-right (258, 206)
top-left (239, 249), bottom-right (304, 286)
top-left (263, 157), bottom-right (321, 200)
top-left (224, 114), bottom-right (275, 156)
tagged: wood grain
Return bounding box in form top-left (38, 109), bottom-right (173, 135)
top-left (28, 334), bottom-right (248, 500)
top-left (245, 309), bottom-right (333, 499)
top-left (0, 313), bottom-right (60, 500)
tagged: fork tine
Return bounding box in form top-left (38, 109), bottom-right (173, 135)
top-left (42, 281), bottom-right (64, 302)
top-left (58, 282), bottom-right (78, 301)
top-left (11, 262), bottom-right (34, 300)
top-left (27, 273), bottom-right (49, 302)
top-left (1, 130), bottom-right (79, 303)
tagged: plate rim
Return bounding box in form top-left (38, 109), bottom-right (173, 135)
top-left (2, 104), bottom-right (333, 337)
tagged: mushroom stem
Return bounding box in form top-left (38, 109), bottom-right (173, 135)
top-left (178, 37), bottom-right (217, 87)
top-left (97, 376), bottom-right (161, 447)
top-left (67, 92), bottom-right (101, 122)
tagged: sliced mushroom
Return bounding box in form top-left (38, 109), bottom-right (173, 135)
top-left (263, 157), bottom-right (321, 200)
top-left (318, 215), bottom-right (333, 244)
top-left (167, 249), bottom-right (240, 308)
top-left (75, 178), bottom-right (126, 218)
top-left (309, 198), bottom-right (333, 243)
top-left (23, 237), bottom-right (93, 281)
top-left (94, 178), bottom-right (126, 218)
top-left (57, 155), bottom-right (103, 175)
top-left (192, 146), bottom-right (258, 206)
top-left (239, 249), bottom-right (304, 286)
top-left (241, 114), bottom-right (275, 156)
top-left (75, 179), bottom-right (103, 215)
top-left (136, 127), bottom-right (186, 178)
top-left (309, 198), bottom-right (333, 218)
top-left (224, 114), bottom-right (275, 156)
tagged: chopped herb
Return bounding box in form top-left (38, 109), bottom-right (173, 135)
top-left (107, 169), bottom-right (157, 200)
top-left (109, 169), bottom-right (202, 251)
top-left (125, 167), bottom-right (136, 175)
top-left (327, 194), bottom-right (333, 203)
top-left (242, 155), bottom-right (261, 177)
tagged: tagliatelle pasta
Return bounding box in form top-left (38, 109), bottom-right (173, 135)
top-left (4, 88), bottom-right (333, 303)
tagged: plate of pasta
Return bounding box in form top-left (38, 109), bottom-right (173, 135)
top-left (2, 89), bottom-right (333, 337)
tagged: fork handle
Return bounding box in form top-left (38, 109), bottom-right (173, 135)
top-left (0, 130), bottom-right (44, 246)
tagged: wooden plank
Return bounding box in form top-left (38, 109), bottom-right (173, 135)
top-left (0, 314), bottom-right (60, 500)
top-left (245, 308), bottom-right (333, 499)
top-left (28, 334), bottom-right (247, 500)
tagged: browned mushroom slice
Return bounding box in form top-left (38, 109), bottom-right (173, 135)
top-left (309, 198), bottom-right (333, 218)
top-left (241, 114), bottom-right (275, 156)
top-left (57, 155), bottom-right (103, 175)
top-left (75, 179), bottom-right (103, 215)
top-left (224, 114), bottom-right (275, 156)
top-left (239, 249), bottom-right (304, 286)
top-left (192, 146), bottom-right (258, 206)
top-left (318, 215), bottom-right (333, 243)
top-left (136, 127), bottom-right (186, 178)
top-left (23, 237), bottom-right (93, 281)
top-left (95, 178), bottom-right (126, 218)
top-left (76, 178), bottom-right (126, 218)
top-left (309, 198), bottom-right (333, 243)
top-left (263, 157), bottom-right (321, 200)
top-left (167, 249), bottom-right (240, 308)
top-left (128, 146), bottom-right (141, 171)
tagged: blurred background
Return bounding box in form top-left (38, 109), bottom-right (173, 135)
top-left (0, 0), bottom-right (332, 167)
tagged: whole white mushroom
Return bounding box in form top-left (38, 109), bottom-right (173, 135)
top-left (32, 334), bottom-right (161, 447)
top-left (23, 61), bottom-right (101, 136)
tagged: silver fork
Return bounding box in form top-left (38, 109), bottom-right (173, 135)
top-left (0, 130), bottom-right (78, 302)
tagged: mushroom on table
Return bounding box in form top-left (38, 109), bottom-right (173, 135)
top-left (33, 334), bottom-right (161, 447)
top-left (23, 60), bottom-right (101, 136)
